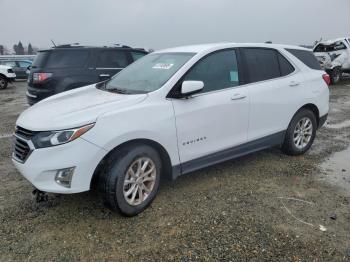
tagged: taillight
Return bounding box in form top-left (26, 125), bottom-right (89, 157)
top-left (322, 73), bottom-right (330, 86)
top-left (33, 73), bottom-right (52, 83)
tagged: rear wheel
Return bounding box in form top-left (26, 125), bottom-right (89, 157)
top-left (330, 67), bottom-right (342, 85)
top-left (0, 76), bottom-right (8, 89)
top-left (102, 144), bottom-right (161, 216)
top-left (282, 109), bottom-right (317, 156)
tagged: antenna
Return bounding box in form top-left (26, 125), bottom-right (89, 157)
top-left (51, 39), bottom-right (57, 47)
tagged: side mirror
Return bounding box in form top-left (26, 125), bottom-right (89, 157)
top-left (181, 81), bottom-right (204, 96)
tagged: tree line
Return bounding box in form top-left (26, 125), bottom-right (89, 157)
top-left (0, 41), bottom-right (38, 55)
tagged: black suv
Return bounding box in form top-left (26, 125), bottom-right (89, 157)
top-left (27, 45), bottom-right (148, 105)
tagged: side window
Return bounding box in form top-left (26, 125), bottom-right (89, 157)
top-left (286, 49), bottom-right (322, 70)
top-left (97, 50), bottom-right (129, 68)
top-left (18, 61), bottom-right (31, 68)
top-left (183, 49), bottom-right (239, 93)
top-left (46, 50), bottom-right (89, 68)
top-left (278, 53), bottom-right (295, 76)
top-left (242, 48), bottom-right (280, 83)
top-left (130, 51), bottom-right (146, 61)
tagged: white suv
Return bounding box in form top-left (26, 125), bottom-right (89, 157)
top-left (13, 43), bottom-right (329, 216)
top-left (0, 65), bottom-right (16, 89)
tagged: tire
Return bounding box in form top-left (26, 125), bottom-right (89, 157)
top-left (282, 109), bottom-right (317, 156)
top-left (330, 67), bottom-right (342, 85)
top-left (102, 144), bottom-right (162, 216)
top-left (0, 76), bottom-right (8, 89)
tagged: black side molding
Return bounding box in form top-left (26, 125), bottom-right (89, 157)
top-left (172, 131), bottom-right (286, 180)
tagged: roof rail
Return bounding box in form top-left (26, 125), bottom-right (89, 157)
top-left (54, 43), bottom-right (81, 48)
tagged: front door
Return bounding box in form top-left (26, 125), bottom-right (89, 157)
top-left (171, 49), bottom-right (249, 165)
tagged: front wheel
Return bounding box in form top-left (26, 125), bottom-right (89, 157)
top-left (282, 109), bottom-right (317, 156)
top-left (102, 144), bottom-right (162, 216)
top-left (0, 76), bottom-right (8, 89)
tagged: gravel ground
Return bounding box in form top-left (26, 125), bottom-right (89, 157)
top-left (0, 80), bottom-right (350, 261)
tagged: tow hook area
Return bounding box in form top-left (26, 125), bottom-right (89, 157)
top-left (32, 189), bottom-right (48, 203)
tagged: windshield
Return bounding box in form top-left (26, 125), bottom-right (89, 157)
top-left (314, 41), bottom-right (347, 53)
top-left (105, 52), bottom-right (195, 94)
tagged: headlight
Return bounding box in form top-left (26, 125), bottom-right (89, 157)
top-left (32, 123), bottom-right (94, 148)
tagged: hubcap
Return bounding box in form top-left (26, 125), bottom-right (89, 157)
top-left (0, 79), bottom-right (5, 88)
top-left (293, 117), bottom-right (313, 149)
top-left (123, 157), bottom-right (156, 206)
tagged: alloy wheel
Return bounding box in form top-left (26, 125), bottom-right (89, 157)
top-left (123, 157), bottom-right (157, 206)
top-left (293, 117), bottom-right (313, 150)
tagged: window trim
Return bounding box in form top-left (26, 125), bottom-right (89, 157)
top-left (239, 47), bottom-right (296, 85)
top-left (167, 48), bottom-right (243, 98)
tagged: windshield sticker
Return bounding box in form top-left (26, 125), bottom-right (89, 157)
top-left (153, 63), bottom-right (174, 70)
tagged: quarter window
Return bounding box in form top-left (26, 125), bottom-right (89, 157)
top-left (286, 49), bottom-right (322, 70)
top-left (97, 50), bottom-right (129, 68)
top-left (242, 48), bottom-right (281, 83)
top-left (183, 49), bottom-right (239, 93)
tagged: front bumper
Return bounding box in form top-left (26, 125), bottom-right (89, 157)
top-left (7, 74), bottom-right (16, 82)
top-left (12, 137), bottom-right (107, 194)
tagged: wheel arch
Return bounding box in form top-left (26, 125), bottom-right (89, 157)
top-left (296, 103), bottom-right (320, 126)
top-left (90, 138), bottom-right (173, 189)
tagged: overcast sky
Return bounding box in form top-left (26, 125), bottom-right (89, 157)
top-left (1, 0), bottom-right (349, 51)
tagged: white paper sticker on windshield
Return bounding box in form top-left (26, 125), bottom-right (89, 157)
top-left (153, 63), bottom-right (174, 70)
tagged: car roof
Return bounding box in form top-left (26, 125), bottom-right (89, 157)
top-left (155, 42), bottom-right (309, 54)
top-left (38, 46), bottom-right (148, 53)
top-left (316, 37), bottom-right (350, 45)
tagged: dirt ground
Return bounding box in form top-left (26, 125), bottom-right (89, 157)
top-left (0, 80), bottom-right (350, 261)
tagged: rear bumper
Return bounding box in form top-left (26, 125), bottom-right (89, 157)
top-left (26, 86), bottom-right (54, 105)
top-left (7, 76), bottom-right (16, 82)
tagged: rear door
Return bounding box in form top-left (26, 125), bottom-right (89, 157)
top-left (241, 48), bottom-right (303, 141)
top-left (95, 49), bottom-right (132, 81)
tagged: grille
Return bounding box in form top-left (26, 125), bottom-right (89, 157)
top-left (13, 126), bottom-right (36, 162)
top-left (13, 137), bottom-right (31, 162)
top-left (15, 126), bottom-right (35, 140)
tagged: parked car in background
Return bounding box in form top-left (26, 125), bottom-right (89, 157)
top-left (0, 60), bottom-right (32, 80)
top-left (27, 45), bottom-right (148, 105)
top-left (313, 37), bottom-right (350, 84)
top-left (0, 65), bottom-right (16, 89)
top-left (13, 43), bottom-right (329, 216)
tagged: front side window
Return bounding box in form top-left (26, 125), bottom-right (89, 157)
top-left (130, 51), bottom-right (146, 61)
top-left (97, 50), bottom-right (129, 68)
top-left (242, 48), bottom-right (280, 83)
top-left (105, 52), bottom-right (195, 94)
top-left (183, 49), bottom-right (239, 93)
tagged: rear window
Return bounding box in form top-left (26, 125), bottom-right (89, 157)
top-left (286, 49), bottom-right (322, 70)
top-left (45, 50), bottom-right (90, 68)
top-left (32, 51), bottom-right (49, 68)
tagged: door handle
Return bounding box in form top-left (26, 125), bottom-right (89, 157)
top-left (99, 74), bottom-right (110, 78)
top-left (289, 81), bottom-right (300, 87)
top-left (231, 94), bottom-right (247, 100)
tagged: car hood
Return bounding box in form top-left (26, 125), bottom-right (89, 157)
top-left (17, 84), bottom-right (148, 131)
